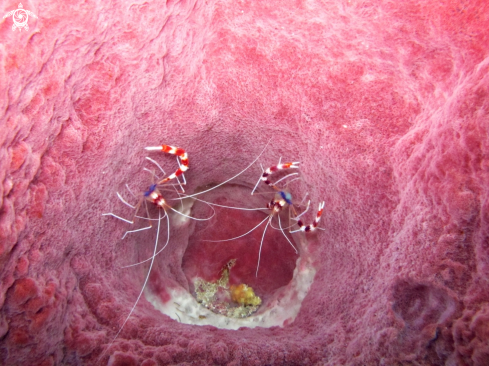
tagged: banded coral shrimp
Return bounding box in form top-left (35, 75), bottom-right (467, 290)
top-left (171, 150), bottom-right (324, 323)
top-left (253, 159), bottom-right (326, 234)
top-left (98, 139), bottom-right (321, 334)
top-left (99, 145), bottom-right (214, 362)
top-left (196, 158), bottom-right (325, 277)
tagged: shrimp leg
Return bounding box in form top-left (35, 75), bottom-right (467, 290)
top-left (290, 201), bottom-right (325, 233)
top-left (145, 145), bottom-right (189, 184)
top-left (251, 161), bottom-right (300, 194)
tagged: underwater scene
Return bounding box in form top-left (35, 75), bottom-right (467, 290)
top-left (0, 0), bottom-right (488, 365)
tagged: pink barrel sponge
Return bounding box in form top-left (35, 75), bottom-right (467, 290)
top-left (0, 0), bottom-right (488, 365)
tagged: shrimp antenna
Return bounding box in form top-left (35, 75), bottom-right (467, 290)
top-left (146, 156), bottom-right (166, 177)
top-left (102, 192), bottom-right (142, 225)
top-left (270, 218), bottom-right (295, 231)
top-left (99, 209), bottom-right (168, 362)
top-left (273, 172), bottom-right (299, 187)
top-left (178, 194), bottom-right (267, 211)
top-left (202, 215), bottom-right (270, 242)
top-left (177, 138), bottom-right (272, 199)
top-left (277, 214), bottom-right (298, 253)
top-left (293, 200), bottom-right (311, 220)
top-left (255, 214), bottom-right (298, 277)
top-left (167, 205), bottom-right (215, 221)
top-left (122, 209), bottom-right (171, 268)
top-left (123, 184), bottom-right (137, 200)
top-left (166, 184), bottom-right (217, 222)
top-left (120, 200), bottom-right (153, 239)
top-left (256, 217), bottom-right (272, 277)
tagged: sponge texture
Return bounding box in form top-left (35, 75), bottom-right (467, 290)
top-left (0, 0), bottom-right (488, 365)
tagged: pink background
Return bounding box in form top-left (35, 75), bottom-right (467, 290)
top-left (1, 0), bottom-right (488, 365)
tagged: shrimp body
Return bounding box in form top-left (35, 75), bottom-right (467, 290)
top-left (99, 146), bottom-right (216, 363)
top-left (267, 191), bottom-right (288, 213)
top-left (144, 184), bottom-right (167, 208)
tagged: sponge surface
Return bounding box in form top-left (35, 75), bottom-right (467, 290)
top-left (0, 0), bottom-right (488, 365)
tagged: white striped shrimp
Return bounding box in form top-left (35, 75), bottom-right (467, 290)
top-left (183, 159), bottom-right (302, 277)
top-left (251, 158), bottom-right (325, 234)
top-left (99, 147), bottom-right (213, 363)
top-left (188, 158), bottom-right (325, 277)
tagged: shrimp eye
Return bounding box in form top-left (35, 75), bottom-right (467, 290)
top-left (280, 191), bottom-right (293, 205)
top-left (144, 184), bottom-right (157, 196)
